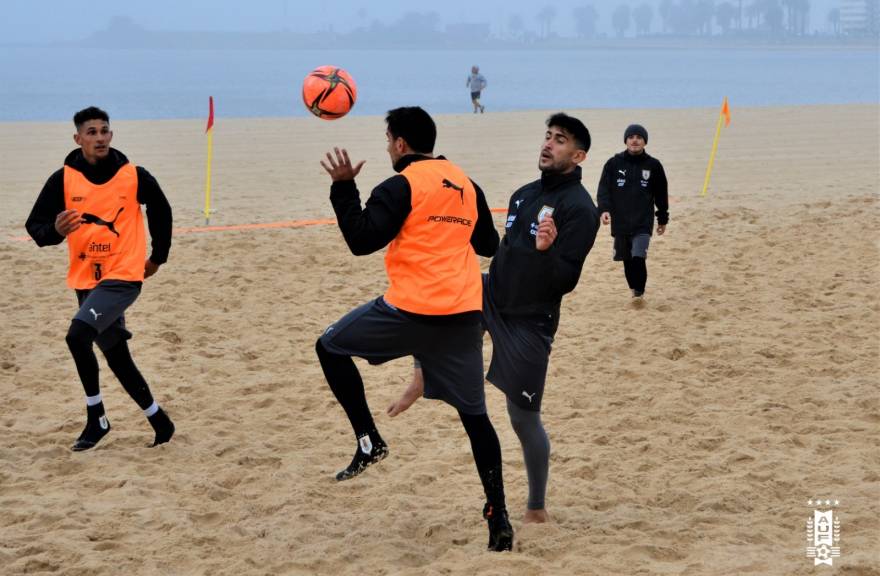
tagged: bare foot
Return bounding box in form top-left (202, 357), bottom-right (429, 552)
top-left (387, 367), bottom-right (424, 417)
top-left (522, 509), bottom-right (550, 524)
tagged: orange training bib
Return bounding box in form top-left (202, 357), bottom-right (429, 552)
top-left (384, 159), bottom-right (482, 315)
top-left (64, 164), bottom-right (145, 289)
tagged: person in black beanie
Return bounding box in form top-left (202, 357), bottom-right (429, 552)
top-left (597, 124), bottom-right (669, 299)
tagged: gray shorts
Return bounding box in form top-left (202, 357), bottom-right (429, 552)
top-left (613, 233), bottom-right (651, 261)
top-left (74, 280), bottom-right (141, 352)
top-left (483, 274), bottom-right (556, 412)
top-left (320, 297), bottom-right (486, 415)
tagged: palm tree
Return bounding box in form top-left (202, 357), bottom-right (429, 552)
top-left (794, 0), bottom-right (810, 35)
top-left (670, 0), bottom-right (702, 35)
top-left (508, 13), bottom-right (525, 40)
top-left (716, 1), bottom-right (738, 33)
top-left (826, 7), bottom-right (840, 35)
top-left (745, 0), bottom-right (761, 29)
top-left (696, 0), bottom-right (716, 34)
top-left (633, 3), bottom-right (654, 35)
top-left (612, 4), bottom-right (632, 37)
top-left (659, 0), bottom-right (674, 33)
top-left (536, 5), bottom-right (558, 39)
top-left (780, 0), bottom-right (808, 35)
top-left (764, 0), bottom-right (785, 34)
top-left (781, 0), bottom-right (794, 34)
top-left (572, 5), bottom-right (600, 39)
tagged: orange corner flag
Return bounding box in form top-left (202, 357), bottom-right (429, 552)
top-left (204, 96), bottom-right (214, 224)
top-left (205, 96), bottom-right (215, 133)
top-left (701, 97), bottom-right (730, 197)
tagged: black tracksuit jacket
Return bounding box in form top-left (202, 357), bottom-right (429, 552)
top-left (597, 150), bottom-right (669, 237)
top-left (487, 166), bottom-right (599, 322)
top-left (25, 148), bottom-right (173, 264)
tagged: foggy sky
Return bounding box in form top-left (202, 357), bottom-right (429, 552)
top-left (3, 0), bottom-right (843, 44)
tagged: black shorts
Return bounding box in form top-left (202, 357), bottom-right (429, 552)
top-left (73, 280), bottom-right (141, 352)
top-left (470, 91), bottom-right (482, 100)
top-left (320, 297), bottom-right (486, 415)
top-left (483, 275), bottom-right (556, 412)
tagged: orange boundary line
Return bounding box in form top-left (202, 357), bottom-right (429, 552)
top-left (9, 210), bottom-right (510, 242)
top-left (8, 202), bottom-right (678, 242)
top-left (174, 218), bottom-right (337, 234)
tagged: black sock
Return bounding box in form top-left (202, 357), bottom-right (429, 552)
top-left (103, 340), bottom-right (155, 410)
top-left (72, 402), bottom-right (111, 450)
top-left (86, 402), bottom-right (106, 422)
top-left (623, 258), bottom-right (647, 293)
top-left (66, 319), bottom-right (100, 397)
top-left (316, 338), bottom-right (375, 437)
top-left (459, 411), bottom-right (506, 510)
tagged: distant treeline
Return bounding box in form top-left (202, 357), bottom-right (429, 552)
top-left (81, 1), bottom-right (879, 51)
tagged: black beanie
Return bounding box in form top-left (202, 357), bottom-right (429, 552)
top-left (624, 124), bottom-right (648, 144)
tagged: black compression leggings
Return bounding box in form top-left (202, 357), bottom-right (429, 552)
top-left (317, 338), bottom-right (506, 508)
top-left (66, 320), bottom-right (100, 398)
top-left (623, 257), bottom-right (647, 292)
top-left (65, 319), bottom-right (154, 408)
top-left (103, 340), bottom-right (155, 410)
top-left (316, 338), bottom-right (375, 436)
top-left (459, 411), bottom-right (506, 509)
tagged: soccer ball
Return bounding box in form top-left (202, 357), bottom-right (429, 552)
top-left (302, 66), bottom-right (357, 120)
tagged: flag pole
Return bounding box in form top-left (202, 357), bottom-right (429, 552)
top-left (701, 97), bottom-right (729, 198)
top-left (204, 96), bottom-right (214, 225)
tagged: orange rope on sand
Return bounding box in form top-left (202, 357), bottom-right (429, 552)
top-left (173, 218), bottom-right (338, 235)
top-left (172, 209), bottom-right (512, 235)
top-left (11, 202), bottom-right (678, 241)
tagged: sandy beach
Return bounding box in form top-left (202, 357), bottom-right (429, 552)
top-left (0, 103), bottom-right (877, 575)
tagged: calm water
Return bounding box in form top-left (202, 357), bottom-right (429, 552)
top-left (1, 46), bottom-right (877, 121)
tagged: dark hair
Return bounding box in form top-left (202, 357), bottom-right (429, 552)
top-left (73, 106), bottom-right (110, 130)
top-left (547, 112), bottom-right (591, 153)
top-left (385, 106), bottom-right (436, 154)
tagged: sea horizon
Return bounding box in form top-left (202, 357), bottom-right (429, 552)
top-left (1, 44), bottom-right (876, 122)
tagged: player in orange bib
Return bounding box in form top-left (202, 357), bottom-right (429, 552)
top-left (316, 106), bottom-right (513, 551)
top-left (25, 106), bottom-right (175, 451)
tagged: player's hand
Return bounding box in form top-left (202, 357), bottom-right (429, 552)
top-left (144, 259), bottom-right (160, 279)
top-left (320, 147), bottom-right (365, 182)
top-left (657, 223), bottom-right (666, 236)
top-left (55, 209), bottom-right (83, 236)
top-left (535, 216), bottom-right (557, 251)
top-left (600, 212), bottom-right (611, 226)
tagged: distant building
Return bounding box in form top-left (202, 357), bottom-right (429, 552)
top-left (839, 0), bottom-right (880, 35)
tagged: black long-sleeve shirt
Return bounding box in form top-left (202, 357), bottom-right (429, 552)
top-left (25, 148), bottom-right (172, 264)
top-left (328, 154), bottom-right (498, 258)
top-left (597, 150), bottom-right (668, 237)
top-left (488, 166), bottom-right (599, 319)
